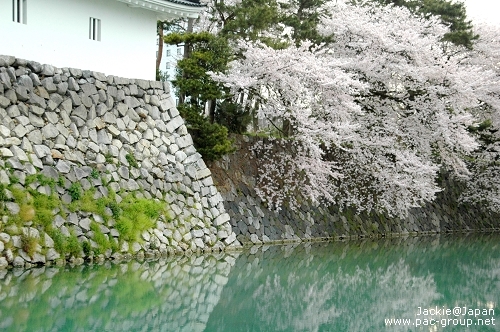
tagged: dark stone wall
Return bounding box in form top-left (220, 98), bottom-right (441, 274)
top-left (210, 136), bottom-right (500, 245)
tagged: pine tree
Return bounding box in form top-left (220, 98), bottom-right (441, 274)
top-left (280, 0), bottom-right (334, 46)
top-left (164, 31), bottom-right (235, 160)
top-left (372, 0), bottom-right (478, 48)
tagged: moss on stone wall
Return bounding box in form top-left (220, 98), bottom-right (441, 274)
top-left (0, 164), bottom-right (170, 260)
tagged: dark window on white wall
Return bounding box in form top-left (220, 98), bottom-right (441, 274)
top-left (89, 17), bottom-right (101, 41)
top-left (166, 50), bottom-right (171, 56)
top-left (12, 0), bottom-right (27, 24)
top-left (166, 62), bottom-right (170, 69)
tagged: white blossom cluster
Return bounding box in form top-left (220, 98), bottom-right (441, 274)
top-left (204, 0), bottom-right (500, 216)
top-left (459, 23), bottom-right (500, 213)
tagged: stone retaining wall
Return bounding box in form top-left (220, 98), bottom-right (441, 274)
top-left (0, 55), bottom-right (239, 269)
top-left (210, 136), bottom-right (500, 245)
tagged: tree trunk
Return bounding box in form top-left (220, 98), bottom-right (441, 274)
top-left (184, 18), bottom-right (194, 58)
top-left (282, 118), bottom-right (292, 138)
top-left (156, 23), bottom-right (164, 75)
top-left (180, 18), bottom-right (194, 104)
top-left (249, 95), bottom-right (260, 133)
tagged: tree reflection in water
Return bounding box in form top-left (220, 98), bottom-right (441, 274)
top-left (206, 235), bottom-right (500, 332)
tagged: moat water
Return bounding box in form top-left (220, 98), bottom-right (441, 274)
top-left (0, 234), bottom-right (499, 331)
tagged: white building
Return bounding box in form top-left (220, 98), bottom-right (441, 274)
top-left (0, 0), bottom-right (203, 80)
top-left (158, 36), bottom-right (184, 104)
top-left (161, 43), bottom-right (184, 83)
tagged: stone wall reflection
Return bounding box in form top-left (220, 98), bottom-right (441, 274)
top-left (0, 252), bottom-right (238, 332)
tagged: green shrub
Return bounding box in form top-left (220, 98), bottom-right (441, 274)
top-left (7, 187), bottom-right (60, 227)
top-left (26, 174), bottom-right (56, 189)
top-left (90, 221), bottom-right (110, 254)
top-left (90, 169), bottom-right (99, 179)
top-left (19, 204), bottom-right (35, 222)
top-left (215, 100), bottom-right (251, 134)
top-left (10, 186), bottom-right (27, 203)
top-left (116, 218), bottom-right (133, 242)
top-left (21, 233), bottom-right (39, 258)
top-left (57, 176), bottom-right (65, 187)
top-left (68, 183), bottom-right (82, 201)
top-left (65, 233), bottom-right (81, 257)
top-left (0, 184), bottom-right (9, 213)
top-left (108, 202), bottom-right (120, 219)
top-left (46, 227), bottom-right (83, 258)
top-left (82, 240), bottom-right (91, 256)
top-left (178, 103), bottom-right (234, 161)
top-left (1, 168), bottom-right (171, 259)
top-left (9, 175), bottom-right (19, 185)
top-left (115, 195), bottom-right (165, 241)
top-left (32, 193), bottom-right (60, 227)
top-left (156, 69), bottom-right (169, 82)
top-left (77, 189), bottom-right (102, 213)
top-left (109, 238), bottom-right (119, 252)
top-left (70, 189), bottom-right (116, 223)
top-left (104, 152), bottom-right (114, 164)
top-left (46, 227), bottom-right (65, 254)
top-left (34, 209), bottom-right (53, 227)
top-left (125, 153), bottom-right (139, 168)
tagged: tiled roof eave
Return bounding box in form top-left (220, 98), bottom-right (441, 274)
top-left (162, 0), bottom-right (203, 8)
top-left (116, 0), bottom-right (205, 19)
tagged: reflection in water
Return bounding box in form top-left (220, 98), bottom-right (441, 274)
top-left (0, 253), bottom-right (238, 332)
top-left (252, 259), bottom-right (440, 332)
top-left (206, 235), bottom-right (500, 332)
top-left (0, 235), bottom-right (499, 332)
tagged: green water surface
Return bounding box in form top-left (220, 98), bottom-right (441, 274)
top-left (0, 234), bottom-right (499, 331)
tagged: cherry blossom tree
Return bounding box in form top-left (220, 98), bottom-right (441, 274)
top-left (211, 40), bottom-right (366, 211)
top-left (459, 23), bottom-right (500, 213)
top-left (210, 0), bottom-right (500, 216)
top-left (316, 1), bottom-right (499, 215)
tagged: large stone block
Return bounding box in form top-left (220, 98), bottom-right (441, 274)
top-left (72, 105), bottom-right (88, 120)
top-left (68, 90), bottom-right (81, 106)
top-left (18, 75), bottom-right (34, 89)
top-left (0, 95), bottom-right (10, 108)
top-left (0, 148), bottom-right (13, 157)
top-left (80, 83), bottom-right (97, 96)
top-left (165, 116), bottom-right (184, 133)
top-left (196, 168), bottom-right (212, 180)
top-left (0, 55), bottom-right (15, 67)
top-left (176, 135), bottom-right (193, 149)
top-left (41, 64), bottom-right (56, 76)
top-left (27, 61), bottom-right (42, 73)
top-left (42, 123), bottom-right (59, 139)
top-left (124, 96), bottom-right (141, 109)
top-left (10, 146), bottom-right (29, 162)
top-left (12, 124), bottom-right (28, 138)
top-left (213, 213), bottom-right (230, 227)
top-left (15, 86), bottom-right (29, 101)
top-left (224, 232), bottom-right (237, 245)
top-left (92, 71), bottom-right (107, 82)
top-left (43, 78), bottom-right (58, 93)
